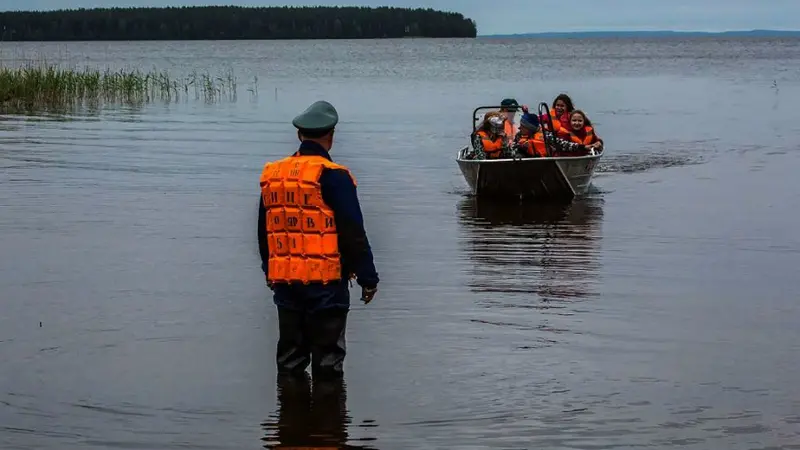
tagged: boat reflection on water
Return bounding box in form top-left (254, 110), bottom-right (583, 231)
top-left (261, 375), bottom-right (379, 449)
top-left (457, 195), bottom-right (605, 305)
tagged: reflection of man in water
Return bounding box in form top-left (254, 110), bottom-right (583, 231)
top-left (262, 375), bottom-right (376, 449)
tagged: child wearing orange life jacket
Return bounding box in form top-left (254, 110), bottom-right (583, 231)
top-left (513, 113), bottom-right (588, 158)
top-left (566, 110), bottom-right (603, 155)
top-left (540, 93), bottom-right (574, 138)
top-left (470, 111), bottom-right (511, 159)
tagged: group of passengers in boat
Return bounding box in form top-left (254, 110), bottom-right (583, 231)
top-left (467, 94), bottom-right (604, 160)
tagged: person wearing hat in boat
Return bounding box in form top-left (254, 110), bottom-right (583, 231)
top-left (257, 100), bottom-right (379, 381)
top-left (513, 111), bottom-right (588, 158)
top-left (499, 98), bottom-right (527, 137)
top-left (471, 111), bottom-right (511, 159)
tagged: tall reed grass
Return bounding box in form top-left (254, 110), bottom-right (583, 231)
top-left (0, 62), bottom-right (249, 113)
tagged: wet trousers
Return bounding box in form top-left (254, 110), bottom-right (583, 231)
top-left (276, 307), bottom-right (348, 380)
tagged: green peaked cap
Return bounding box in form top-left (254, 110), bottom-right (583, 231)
top-left (292, 100), bottom-right (339, 131)
top-left (500, 98), bottom-right (519, 110)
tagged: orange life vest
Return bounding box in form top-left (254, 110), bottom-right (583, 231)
top-left (476, 130), bottom-right (504, 158)
top-left (542, 108), bottom-right (569, 136)
top-left (569, 126), bottom-right (596, 145)
top-left (504, 120), bottom-right (517, 138)
top-left (259, 155), bottom-right (356, 284)
top-left (517, 132), bottom-right (548, 157)
top-left (539, 108), bottom-right (567, 133)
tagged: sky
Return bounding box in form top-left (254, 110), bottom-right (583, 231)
top-left (1, 0), bottom-right (796, 36)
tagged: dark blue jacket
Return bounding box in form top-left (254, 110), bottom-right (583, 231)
top-left (258, 141), bottom-right (379, 312)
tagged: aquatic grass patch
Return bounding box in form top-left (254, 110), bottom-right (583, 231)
top-left (0, 62), bottom-right (250, 114)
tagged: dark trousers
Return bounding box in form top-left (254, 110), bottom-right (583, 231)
top-left (276, 307), bottom-right (348, 380)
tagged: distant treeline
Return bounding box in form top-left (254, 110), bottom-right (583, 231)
top-left (0, 6), bottom-right (477, 41)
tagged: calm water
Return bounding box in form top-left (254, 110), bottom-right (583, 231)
top-left (2, 37), bottom-right (800, 449)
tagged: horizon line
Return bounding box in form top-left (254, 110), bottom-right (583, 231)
top-left (480, 29), bottom-right (800, 37)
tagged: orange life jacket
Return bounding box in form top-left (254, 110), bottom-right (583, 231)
top-left (517, 132), bottom-right (548, 157)
top-left (542, 109), bottom-right (570, 137)
top-left (476, 130), bottom-right (505, 158)
top-left (259, 155), bottom-right (356, 284)
top-left (504, 120), bottom-right (517, 138)
top-left (569, 126), bottom-right (597, 145)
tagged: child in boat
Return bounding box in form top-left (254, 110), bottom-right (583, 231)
top-left (513, 112), bottom-right (588, 157)
top-left (470, 111), bottom-right (511, 159)
top-left (540, 93), bottom-right (575, 138)
top-left (566, 110), bottom-right (603, 154)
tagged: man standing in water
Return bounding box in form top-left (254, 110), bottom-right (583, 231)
top-left (257, 100), bottom-right (379, 380)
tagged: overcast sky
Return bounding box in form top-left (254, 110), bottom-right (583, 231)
top-left (1, 0), bottom-right (795, 35)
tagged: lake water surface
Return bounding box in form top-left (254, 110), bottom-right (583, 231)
top-left (1, 37), bottom-right (800, 449)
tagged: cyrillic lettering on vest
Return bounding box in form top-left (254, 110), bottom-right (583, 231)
top-left (260, 155), bottom-right (356, 284)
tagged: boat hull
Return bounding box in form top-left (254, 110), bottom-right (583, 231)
top-left (456, 147), bottom-right (601, 200)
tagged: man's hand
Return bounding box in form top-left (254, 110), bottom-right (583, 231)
top-left (361, 286), bottom-right (377, 304)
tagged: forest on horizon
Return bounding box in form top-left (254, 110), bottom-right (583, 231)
top-left (0, 5), bottom-right (478, 41)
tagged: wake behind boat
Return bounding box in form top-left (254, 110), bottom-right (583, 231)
top-left (456, 102), bottom-right (603, 200)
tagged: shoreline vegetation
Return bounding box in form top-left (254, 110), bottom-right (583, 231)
top-left (0, 63), bottom-right (250, 114)
top-left (0, 6), bottom-right (477, 41)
